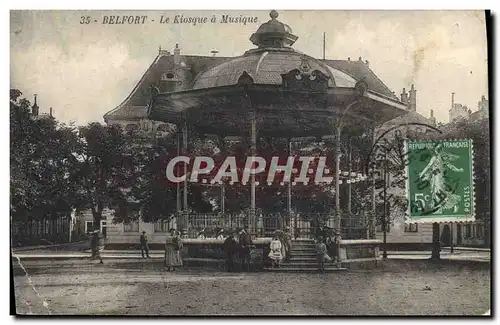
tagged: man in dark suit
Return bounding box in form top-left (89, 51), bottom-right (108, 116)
top-left (238, 228), bottom-right (252, 270)
top-left (223, 234), bottom-right (237, 272)
top-left (140, 231), bottom-right (150, 258)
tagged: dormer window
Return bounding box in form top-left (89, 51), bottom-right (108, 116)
top-left (162, 72), bottom-right (176, 80)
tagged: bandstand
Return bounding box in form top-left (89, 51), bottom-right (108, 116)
top-left (147, 11), bottom-right (409, 263)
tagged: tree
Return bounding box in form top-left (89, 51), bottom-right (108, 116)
top-left (72, 122), bottom-right (135, 229)
top-left (10, 89), bottom-right (82, 224)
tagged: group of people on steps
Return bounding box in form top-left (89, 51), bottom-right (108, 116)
top-left (90, 221), bottom-right (338, 272)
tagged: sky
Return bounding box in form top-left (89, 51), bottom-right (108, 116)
top-left (10, 10), bottom-right (488, 125)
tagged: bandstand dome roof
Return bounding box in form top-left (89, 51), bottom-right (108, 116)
top-left (192, 50), bottom-right (357, 90)
top-left (192, 10), bottom-right (357, 90)
top-left (104, 10), bottom-right (409, 126)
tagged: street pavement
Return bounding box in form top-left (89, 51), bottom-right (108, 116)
top-left (12, 255), bottom-right (491, 315)
top-left (12, 247), bottom-right (491, 263)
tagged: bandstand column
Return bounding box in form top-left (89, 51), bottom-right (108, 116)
top-left (370, 127), bottom-right (377, 239)
top-left (221, 184), bottom-right (225, 214)
top-left (334, 124), bottom-right (342, 266)
top-left (287, 140), bottom-right (292, 228)
top-left (176, 129), bottom-right (181, 229)
top-left (250, 109), bottom-right (257, 234)
top-left (347, 138), bottom-right (352, 214)
top-left (182, 117), bottom-right (189, 238)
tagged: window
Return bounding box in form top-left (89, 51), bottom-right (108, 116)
top-left (465, 224), bottom-right (472, 238)
top-left (476, 224), bottom-right (484, 238)
top-left (85, 221), bottom-right (94, 233)
top-left (404, 223), bottom-right (418, 232)
top-left (124, 220), bottom-right (139, 232)
top-left (154, 220), bottom-right (170, 232)
top-left (162, 72), bottom-right (176, 80)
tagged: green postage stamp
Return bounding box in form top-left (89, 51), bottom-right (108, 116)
top-left (406, 139), bottom-right (475, 223)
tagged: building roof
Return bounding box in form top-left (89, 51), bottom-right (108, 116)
top-left (322, 59), bottom-right (397, 100)
top-left (104, 54), bottom-right (232, 121)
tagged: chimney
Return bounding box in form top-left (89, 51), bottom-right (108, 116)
top-left (32, 94), bottom-right (39, 116)
top-left (429, 109), bottom-right (436, 126)
top-left (401, 88), bottom-right (408, 104)
top-left (365, 60), bottom-right (369, 67)
top-left (211, 49), bottom-right (219, 57)
top-left (409, 84), bottom-right (416, 111)
top-left (158, 45), bottom-right (170, 56)
top-left (347, 57), bottom-right (351, 61)
top-left (451, 92), bottom-right (455, 110)
top-left (358, 56), bottom-right (362, 61)
top-left (174, 43), bottom-right (181, 65)
top-left (49, 107), bottom-right (53, 117)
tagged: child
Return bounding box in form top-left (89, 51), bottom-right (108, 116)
top-left (316, 237), bottom-right (332, 272)
top-left (91, 231), bottom-right (104, 264)
top-left (268, 236), bottom-right (283, 268)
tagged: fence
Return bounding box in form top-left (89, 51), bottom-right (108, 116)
top-left (11, 216), bottom-right (71, 247)
top-left (184, 212), bottom-right (369, 239)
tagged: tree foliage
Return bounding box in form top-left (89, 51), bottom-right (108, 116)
top-left (10, 89), bottom-right (82, 221)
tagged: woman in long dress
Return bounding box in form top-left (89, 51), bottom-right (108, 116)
top-left (164, 229), bottom-right (183, 271)
top-left (268, 236), bottom-right (283, 268)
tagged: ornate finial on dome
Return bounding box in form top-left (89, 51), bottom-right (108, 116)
top-left (249, 10), bottom-right (298, 49)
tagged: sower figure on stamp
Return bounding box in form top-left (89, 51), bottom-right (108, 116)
top-left (90, 230), bottom-right (104, 264)
top-left (140, 231), bottom-right (150, 258)
top-left (164, 229), bottom-right (183, 272)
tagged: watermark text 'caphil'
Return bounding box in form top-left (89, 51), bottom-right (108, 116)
top-left (165, 156), bottom-right (337, 185)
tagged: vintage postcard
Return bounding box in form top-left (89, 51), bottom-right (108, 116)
top-left (10, 9), bottom-right (491, 316)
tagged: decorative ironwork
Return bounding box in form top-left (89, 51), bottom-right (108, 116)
top-left (281, 68), bottom-right (330, 92)
top-left (298, 56), bottom-right (312, 73)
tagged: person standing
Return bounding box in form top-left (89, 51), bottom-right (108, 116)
top-left (238, 228), bottom-right (252, 271)
top-left (164, 229), bottom-right (183, 271)
top-left (268, 236), bottom-right (283, 268)
top-left (316, 237), bottom-right (332, 273)
top-left (90, 231), bottom-right (104, 264)
top-left (140, 231), bottom-right (150, 258)
top-left (223, 234), bottom-right (237, 272)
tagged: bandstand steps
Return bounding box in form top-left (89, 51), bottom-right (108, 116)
top-left (289, 253), bottom-right (317, 258)
top-left (265, 239), bottom-right (325, 272)
top-left (280, 262), bottom-right (325, 267)
top-left (263, 267), bottom-right (347, 272)
top-left (290, 250), bottom-right (316, 254)
top-left (288, 257), bottom-right (317, 262)
top-left (291, 243), bottom-right (316, 247)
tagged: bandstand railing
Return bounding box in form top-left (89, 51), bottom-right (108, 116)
top-left (185, 212), bottom-right (368, 240)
